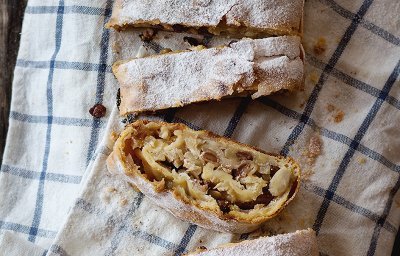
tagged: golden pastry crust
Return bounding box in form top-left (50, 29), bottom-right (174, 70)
top-left (107, 120), bottom-right (301, 233)
top-left (106, 0), bottom-right (304, 37)
top-left (113, 36), bottom-right (304, 115)
top-left (186, 229), bottom-right (319, 256)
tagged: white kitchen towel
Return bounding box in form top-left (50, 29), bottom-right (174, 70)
top-left (0, 0), bottom-right (399, 255)
top-left (0, 231), bottom-right (46, 256)
top-left (0, 0), bottom-right (115, 249)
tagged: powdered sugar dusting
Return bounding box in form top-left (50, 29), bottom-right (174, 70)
top-left (114, 36), bottom-right (303, 114)
top-left (225, 1), bottom-right (303, 34)
top-left (188, 229), bottom-right (319, 256)
top-left (108, 0), bottom-right (303, 35)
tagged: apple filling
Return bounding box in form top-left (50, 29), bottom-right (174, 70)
top-left (120, 121), bottom-right (299, 221)
top-left (116, 21), bottom-right (298, 38)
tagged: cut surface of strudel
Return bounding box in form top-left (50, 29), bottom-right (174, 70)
top-left (186, 229), bottom-right (318, 256)
top-left (113, 36), bottom-right (304, 115)
top-left (107, 120), bottom-right (301, 233)
top-left (106, 0), bottom-right (304, 37)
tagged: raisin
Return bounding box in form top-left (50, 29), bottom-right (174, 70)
top-left (270, 165), bottom-right (280, 177)
top-left (255, 190), bottom-right (274, 205)
top-left (233, 162), bottom-right (251, 179)
top-left (202, 35), bottom-right (213, 47)
top-left (153, 24), bottom-right (164, 30)
top-left (159, 161), bottom-right (176, 170)
top-left (236, 151), bottom-right (253, 160)
top-left (89, 104), bottom-right (106, 118)
top-left (232, 169), bottom-right (239, 179)
top-left (236, 201), bottom-right (255, 210)
top-left (139, 28), bottom-right (157, 42)
top-left (183, 36), bottom-right (202, 46)
top-left (172, 24), bottom-right (187, 32)
top-left (198, 26), bottom-right (212, 36)
top-left (217, 200), bottom-right (231, 213)
top-left (237, 189), bottom-right (274, 210)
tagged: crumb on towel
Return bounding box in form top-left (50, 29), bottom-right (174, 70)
top-left (313, 37), bottom-right (327, 55)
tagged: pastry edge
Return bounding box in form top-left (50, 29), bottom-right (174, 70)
top-left (185, 228), bottom-right (319, 256)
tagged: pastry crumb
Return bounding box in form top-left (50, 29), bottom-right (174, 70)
top-left (101, 193), bottom-right (111, 204)
top-left (89, 103), bottom-right (106, 118)
top-left (306, 135), bottom-right (323, 165)
top-left (110, 131), bottom-right (119, 142)
top-left (119, 198), bottom-right (128, 206)
top-left (313, 37), bottom-right (327, 55)
top-left (301, 169), bottom-right (315, 180)
top-left (107, 187), bottom-right (117, 193)
top-left (333, 110), bottom-right (345, 123)
top-left (326, 104), bottom-right (345, 123)
top-left (326, 104), bottom-right (335, 112)
top-left (309, 136), bottom-right (322, 156)
top-left (308, 72), bottom-right (319, 84)
top-left (358, 157), bottom-right (367, 164)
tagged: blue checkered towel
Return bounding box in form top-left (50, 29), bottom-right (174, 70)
top-left (0, 0), bottom-right (399, 255)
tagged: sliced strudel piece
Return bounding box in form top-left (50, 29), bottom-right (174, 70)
top-left (186, 229), bottom-right (318, 256)
top-left (106, 0), bottom-right (304, 37)
top-left (113, 36), bottom-right (304, 115)
top-left (107, 120), bottom-right (301, 233)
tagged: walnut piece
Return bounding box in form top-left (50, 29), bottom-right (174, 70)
top-left (236, 151), bottom-right (253, 160)
top-left (201, 151), bottom-right (219, 163)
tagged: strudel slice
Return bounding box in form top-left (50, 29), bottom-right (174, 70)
top-left (113, 36), bottom-right (304, 115)
top-left (106, 0), bottom-right (304, 37)
top-left (107, 120), bottom-right (301, 233)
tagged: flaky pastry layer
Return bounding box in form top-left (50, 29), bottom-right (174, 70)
top-left (106, 0), bottom-right (304, 37)
top-left (113, 36), bottom-right (304, 115)
top-left (107, 120), bottom-right (300, 233)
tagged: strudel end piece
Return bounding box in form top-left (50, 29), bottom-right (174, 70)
top-left (106, 0), bottom-right (304, 37)
top-left (107, 120), bottom-right (301, 233)
top-left (186, 229), bottom-right (318, 256)
top-left (113, 36), bottom-right (304, 115)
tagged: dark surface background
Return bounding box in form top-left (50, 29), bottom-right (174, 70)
top-left (0, 1), bottom-right (399, 255)
top-left (0, 0), bottom-right (27, 164)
